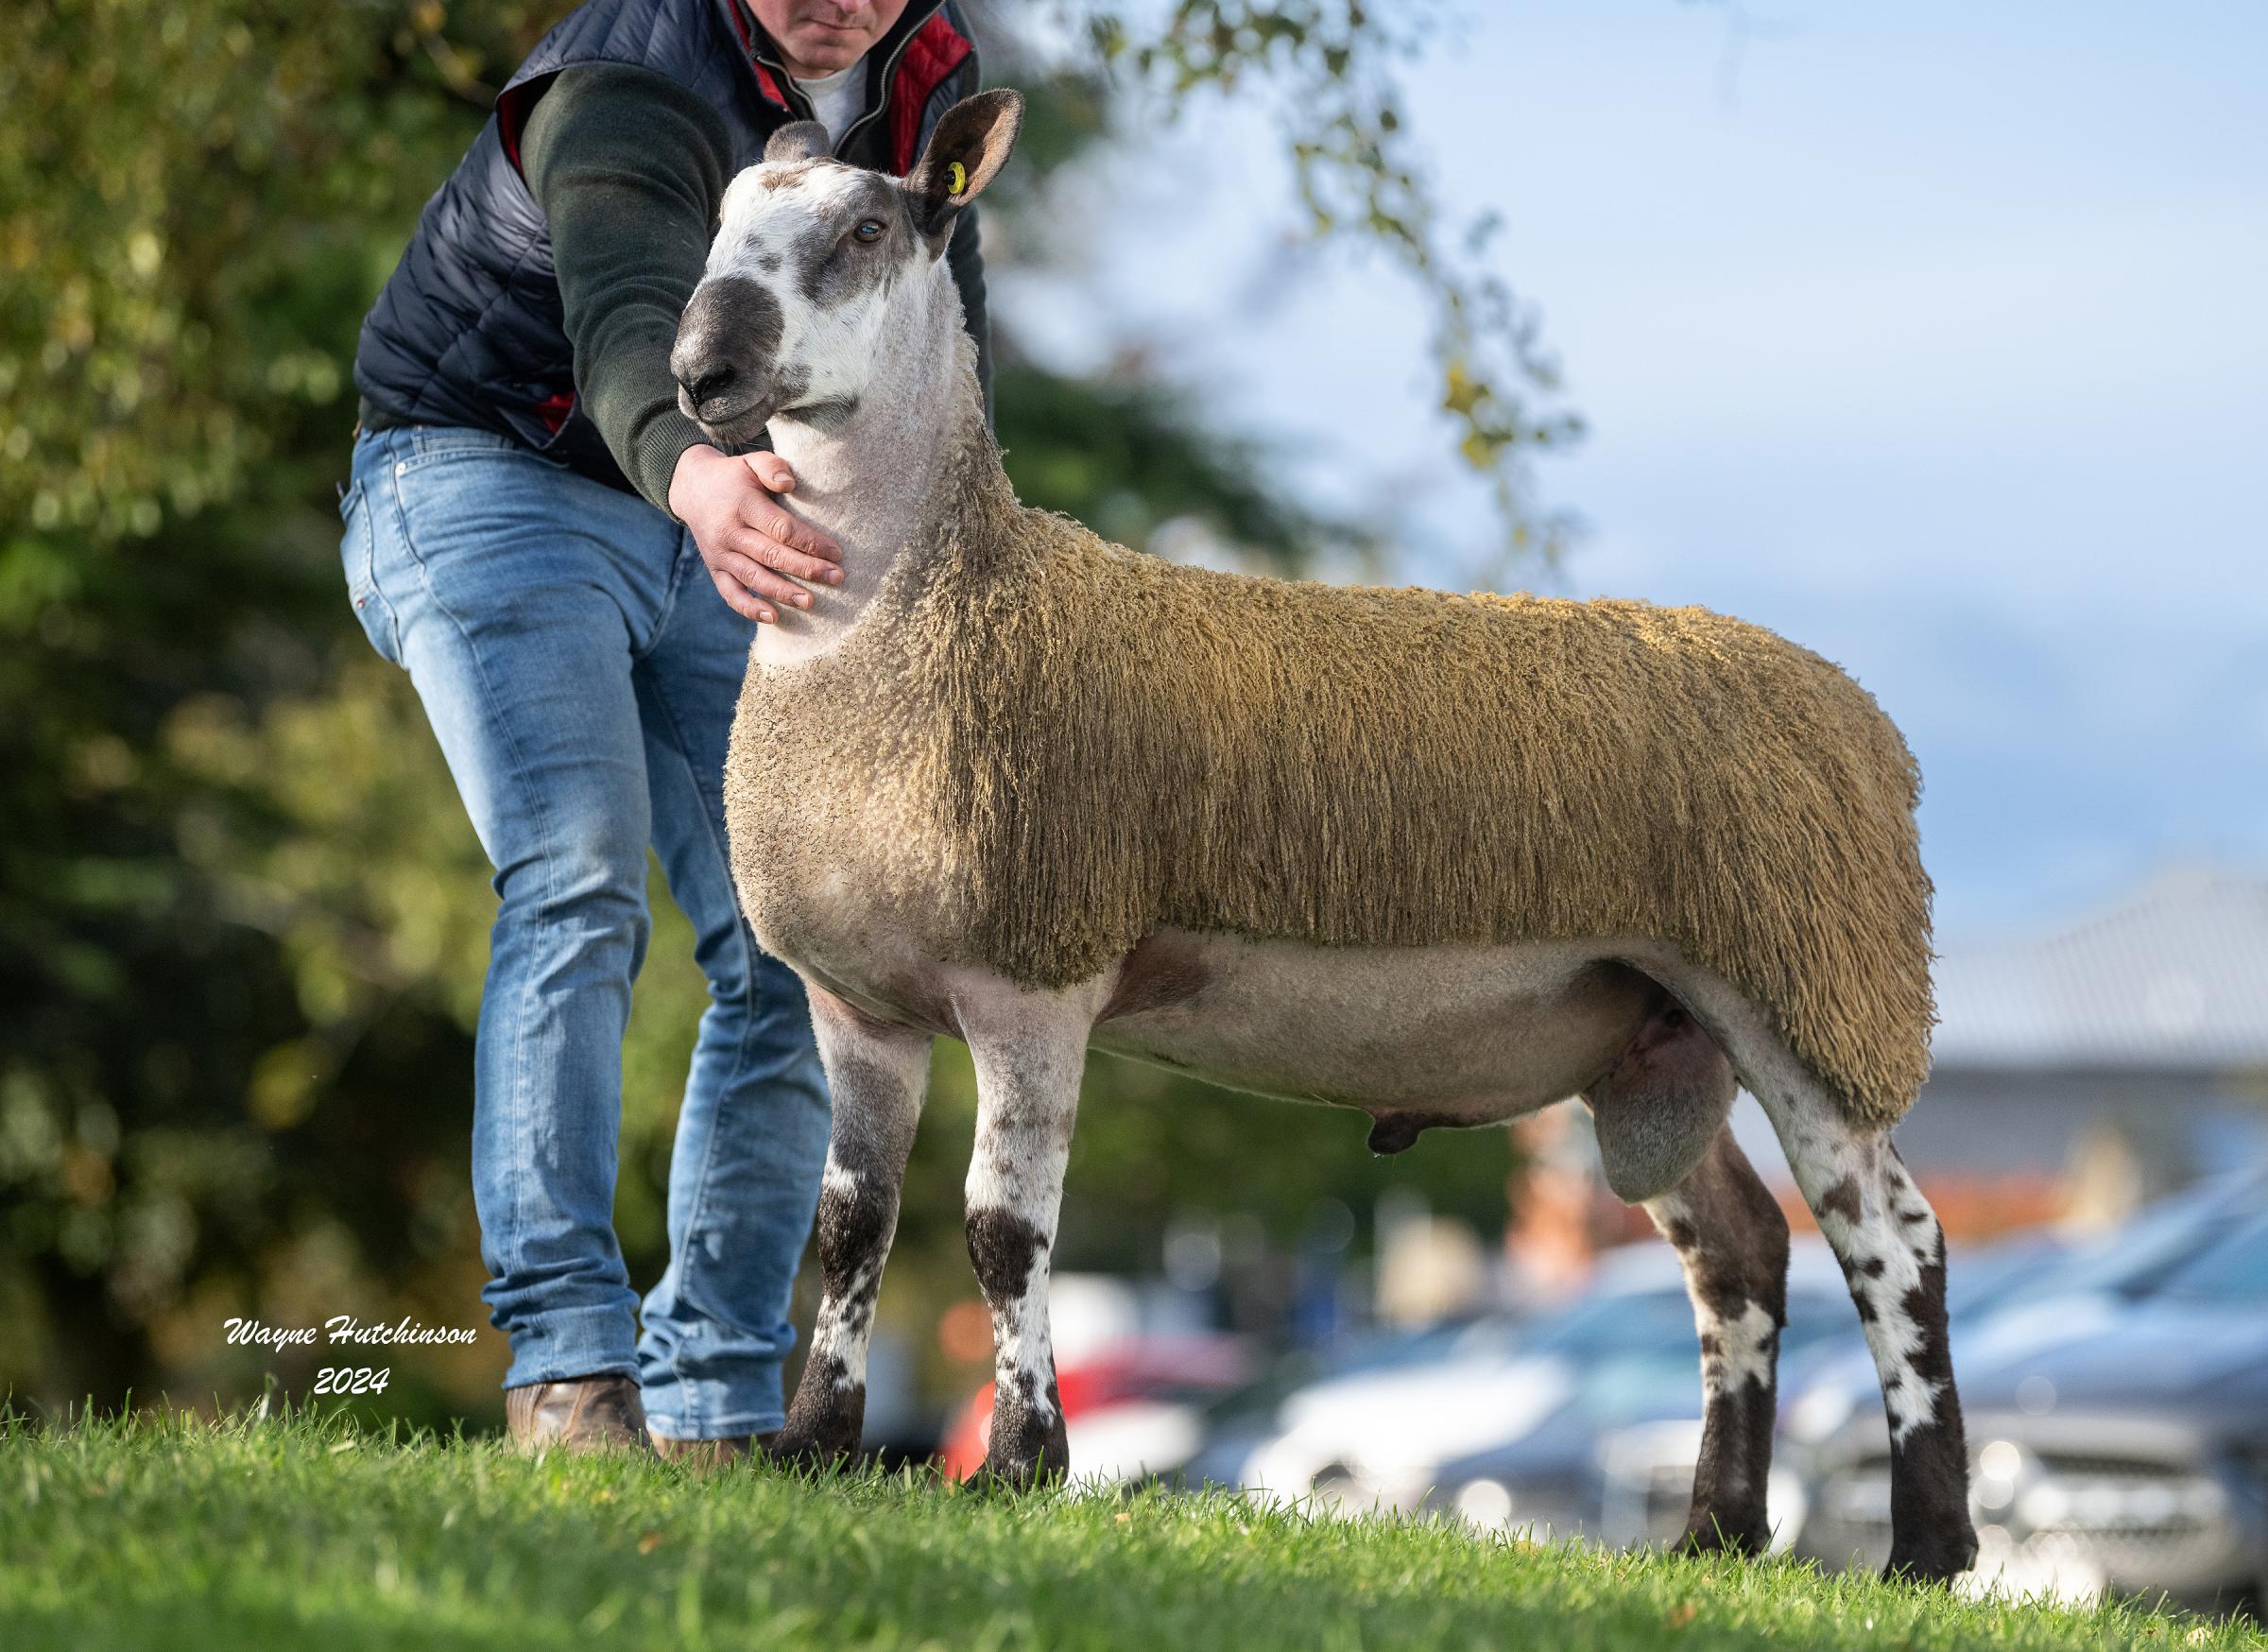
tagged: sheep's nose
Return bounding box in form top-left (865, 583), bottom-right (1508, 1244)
top-left (678, 358), bottom-right (739, 408)
top-left (670, 276), bottom-right (784, 424)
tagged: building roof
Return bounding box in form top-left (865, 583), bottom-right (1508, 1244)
top-left (1931, 868), bottom-right (2268, 1072)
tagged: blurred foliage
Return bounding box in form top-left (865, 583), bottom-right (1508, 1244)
top-left (993, 359), bottom-right (1327, 569)
top-left (1, 0), bottom-right (1530, 1421)
top-left (971, 17), bottom-right (1349, 575)
top-left (0, 0), bottom-right (570, 1420)
top-left (1079, 0), bottom-right (1586, 573)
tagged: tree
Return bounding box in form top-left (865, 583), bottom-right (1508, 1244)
top-left (1088, 0), bottom-right (1585, 569)
top-left (0, 0), bottom-right (1566, 1419)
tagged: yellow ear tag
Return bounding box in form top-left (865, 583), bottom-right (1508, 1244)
top-left (946, 161), bottom-right (968, 197)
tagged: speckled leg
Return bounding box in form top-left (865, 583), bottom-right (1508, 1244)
top-left (1643, 1127), bottom-right (1789, 1555)
top-left (1761, 1086), bottom-right (1977, 1583)
top-left (771, 990), bottom-right (931, 1470)
top-left (1635, 955), bottom-right (1979, 1585)
top-left (961, 1004), bottom-right (1089, 1488)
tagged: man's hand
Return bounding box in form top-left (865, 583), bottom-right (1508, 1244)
top-left (668, 443), bottom-right (844, 624)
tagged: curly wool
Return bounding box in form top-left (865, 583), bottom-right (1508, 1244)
top-left (727, 415), bottom-right (1934, 1129)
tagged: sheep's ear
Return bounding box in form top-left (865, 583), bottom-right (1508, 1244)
top-left (765, 121), bottom-right (830, 163)
top-left (904, 89), bottom-right (1022, 252)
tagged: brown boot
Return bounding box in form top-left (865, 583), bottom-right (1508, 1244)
top-left (649, 1431), bottom-right (780, 1471)
top-left (504, 1374), bottom-right (658, 1456)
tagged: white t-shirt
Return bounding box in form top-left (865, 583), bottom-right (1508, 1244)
top-left (793, 61), bottom-right (868, 146)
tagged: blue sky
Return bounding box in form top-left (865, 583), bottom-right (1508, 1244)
top-left (1007, 1), bottom-right (2268, 938)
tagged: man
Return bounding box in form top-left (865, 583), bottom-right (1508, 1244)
top-left (339, 0), bottom-right (988, 1459)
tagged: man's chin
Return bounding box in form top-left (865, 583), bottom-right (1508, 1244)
top-left (784, 26), bottom-right (871, 73)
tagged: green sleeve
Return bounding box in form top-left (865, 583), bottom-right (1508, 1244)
top-left (520, 64), bottom-right (733, 516)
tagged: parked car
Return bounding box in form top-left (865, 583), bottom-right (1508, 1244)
top-left (1168, 1316), bottom-right (1492, 1494)
top-left (1418, 1242), bottom-right (1853, 1545)
top-left (1191, 1243), bottom-right (1855, 1517)
top-left (1774, 1230), bottom-right (2071, 1449)
top-left (1791, 1175), bottom-right (2268, 1607)
top-left (1561, 1232), bottom-right (2072, 1555)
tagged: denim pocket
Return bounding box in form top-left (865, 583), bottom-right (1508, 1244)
top-left (338, 477), bottom-right (404, 665)
top-left (401, 424), bottom-right (534, 471)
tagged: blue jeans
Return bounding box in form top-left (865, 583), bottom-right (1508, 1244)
top-left (337, 423), bottom-right (832, 1438)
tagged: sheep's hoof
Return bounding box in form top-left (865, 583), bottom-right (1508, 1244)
top-left (765, 1429), bottom-right (858, 1474)
top-left (973, 1408), bottom-right (1071, 1493)
top-left (971, 1451), bottom-right (1067, 1494)
top-left (1675, 1516), bottom-right (1768, 1558)
top-left (1882, 1531), bottom-right (1980, 1587)
top-left (765, 1396), bottom-right (864, 1474)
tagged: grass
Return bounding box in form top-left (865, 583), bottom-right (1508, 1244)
top-left (0, 1410), bottom-right (2259, 1652)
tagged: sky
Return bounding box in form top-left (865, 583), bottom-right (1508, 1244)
top-left (1004, 0), bottom-right (2268, 939)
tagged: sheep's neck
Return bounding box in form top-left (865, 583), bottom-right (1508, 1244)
top-left (749, 270), bottom-right (998, 667)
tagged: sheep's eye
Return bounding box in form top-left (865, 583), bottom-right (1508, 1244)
top-left (852, 219), bottom-right (885, 244)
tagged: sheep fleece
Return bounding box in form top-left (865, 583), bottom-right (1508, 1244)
top-left (725, 430), bottom-right (1933, 1129)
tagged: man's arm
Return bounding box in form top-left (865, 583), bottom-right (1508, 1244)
top-left (521, 64), bottom-right (841, 622)
top-left (521, 63), bottom-right (724, 511)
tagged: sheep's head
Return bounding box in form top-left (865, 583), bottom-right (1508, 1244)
top-left (670, 88), bottom-right (1022, 450)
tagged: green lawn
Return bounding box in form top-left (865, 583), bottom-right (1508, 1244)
top-left (0, 1411), bottom-right (2256, 1651)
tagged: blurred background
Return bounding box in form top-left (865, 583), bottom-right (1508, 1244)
top-left (4, 0), bottom-right (2264, 1614)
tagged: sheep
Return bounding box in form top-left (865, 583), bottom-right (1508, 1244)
top-left (668, 90), bottom-right (1979, 1583)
